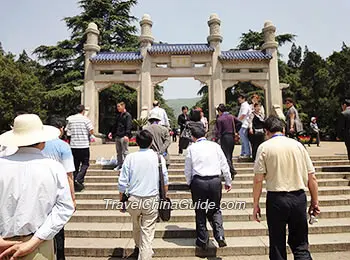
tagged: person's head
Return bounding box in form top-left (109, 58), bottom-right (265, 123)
top-left (136, 130), bottom-right (153, 149)
top-left (76, 104), bottom-right (85, 114)
top-left (153, 100), bottom-right (160, 107)
top-left (311, 117), bottom-right (317, 123)
top-left (189, 109), bottom-right (201, 122)
top-left (182, 106), bottom-right (189, 115)
top-left (285, 98), bottom-right (294, 109)
top-left (190, 125), bottom-right (206, 142)
top-left (254, 103), bottom-right (261, 113)
top-left (264, 116), bottom-right (286, 139)
top-left (216, 103), bottom-right (227, 116)
top-left (237, 93), bottom-right (247, 104)
top-left (251, 94), bottom-right (260, 104)
top-left (342, 99), bottom-right (350, 111)
top-left (49, 117), bottom-right (65, 137)
top-left (117, 102), bottom-right (126, 113)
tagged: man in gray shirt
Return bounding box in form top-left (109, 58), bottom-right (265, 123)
top-left (145, 110), bottom-right (171, 166)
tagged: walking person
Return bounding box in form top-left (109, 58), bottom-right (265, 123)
top-left (248, 103), bottom-right (265, 161)
top-left (66, 105), bottom-right (94, 191)
top-left (150, 100), bottom-right (170, 128)
top-left (238, 93), bottom-right (252, 158)
top-left (250, 93), bottom-right (265, 118)
top-left (285, 98), bottom-right (303, 139)
top-left (178, 106), bottom-right (189, 154)
top-left (308, 117), bottom-right (320, 147)
top-left (172, 127), bottom-right (178, 142)
top-left (42, 117), bottom-right (76, 260)
top-left (145, 110), bottom-right (172, 166)
top-left (337, 99), bottom-right (350, 160)
top-left (118, 130), bottom-right (168, 260)
top-left (215, 104), bottom-right (239, 177)
top-left (0, 114), bottom-right (74, 260)
top-left (185, 125), bottom-right (232, 250)
top-left (253, 116), bottom-right (320, 260)
top-left (108, 102), bottom-right (133, 171)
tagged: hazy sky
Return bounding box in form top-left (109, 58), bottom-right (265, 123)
top-left (1, 0), bottom-right (350, 99)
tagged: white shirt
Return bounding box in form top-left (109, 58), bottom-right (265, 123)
top-left (0, 147), bottom-right (74, 240)
top-left (238, 101), bottom-right (251, 128)
top-left (150, 106), bottom-right (170, 127)
top-left (66, 113), bottom-right (93, 148)
top-left (184, 138), bottom-right (232, 186)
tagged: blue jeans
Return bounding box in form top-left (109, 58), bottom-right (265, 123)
top-left (239, 127), bottom-right (251, 156)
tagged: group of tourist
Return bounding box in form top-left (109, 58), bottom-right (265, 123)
top-left (0, 97), bottom-right (349, 260)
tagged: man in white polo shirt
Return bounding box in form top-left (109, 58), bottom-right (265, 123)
top-left (238, 93), bottom-right (252, 158)
top-left (0, 114), bottom-right (74, 260)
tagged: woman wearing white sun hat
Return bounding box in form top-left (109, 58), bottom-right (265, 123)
top-left (0, 114), bottom-right (74, 260)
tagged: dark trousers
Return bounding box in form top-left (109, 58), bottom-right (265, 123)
top-left (190, 175), bottom-right (224, 245)
top-left (71, 148), bottom-right (90, 184)
top-left (308, 132), bottom-right (320, 146)
top-left (346, 141), bottom-right (350, 160)
top-left (266, 190), bottom-right (312, 260)
top-left (54, 228), bottom-right (65, 260)
top-left (173, 135), bottom-right (177, 142)
top-left (249, 133), bottom-right (265, 160)
top-left (220, 134), bottom-right (236, 175)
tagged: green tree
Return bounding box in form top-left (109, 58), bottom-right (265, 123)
top-left (236, 30), bottom-right (296, 50)
top-left (288, 43), bottom-right (302, 69)
top-left (0, 50), bottom-right (47, 131)
top-left (33, 0), bottom-right (139, 119)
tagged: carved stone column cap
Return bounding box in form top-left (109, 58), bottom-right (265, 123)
top-left (208, 13), bottom-right (221, 25)
top-left (84, 44), bottom-right (101, 52)
top-left (86, 23), bottom-right (100, 35)
top-left (140, 14), bottom-right (153, 26)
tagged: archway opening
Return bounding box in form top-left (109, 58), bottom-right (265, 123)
top-left (99, 84), bottom-right (137, 136)
top-left (159, 78), bottom-right (208, 127)
top-left (225, 81), bottom-right (265, 116)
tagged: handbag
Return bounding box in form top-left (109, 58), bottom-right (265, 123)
top-left (157, 154), bottom-right (171, 221)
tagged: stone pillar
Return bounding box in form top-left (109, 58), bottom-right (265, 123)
top-left (207, 14), bottom-right (224, 121)
top-left (83, 22), bottom-right (100, 133)
top-left (139, 14), bottom-right (154, 118)
top-left (262, 21), bottom-right (282, 117)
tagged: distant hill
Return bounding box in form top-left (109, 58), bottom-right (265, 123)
top-left (166, 97), bottom-right (201, 116)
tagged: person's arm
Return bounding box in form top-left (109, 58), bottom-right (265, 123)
top-left (125, 113), bottom-right (133, 139)
top-left (163, 110), bottom-right (170, 128)
top-left (0, 236), bottom-right (42, 259)
top-left (161, 156), bottom-right (169, 195)
top-left (238, 103), bottom-right (249, 121)
top-left (248, 112), bottom-right (254, 134)
top-left (162, 127), bottom-right (171, 151)
top-left (252, 146), bottom-right (266, 222)
top-left (118, 156), bottom-right (130, 196)
top-left (85, 119), bottom-right (94, 135)
top-left (337, 113), bottom-right (345, 139)
top-left (289, 111), bottom-right (296, 133)
top-left (218, 145), bottom-right (232, 190)
top-left (67, 172), bottom-right (76, 209)
top-left (184, 148), bottom-right (193, 186)
top-left (215, 118), bottom-right (222, 139)
top-left (61, 143), bottom-right (77, 208)
top-left (0, 237), bottom-right (21, 255)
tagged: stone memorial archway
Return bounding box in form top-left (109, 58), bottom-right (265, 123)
top-left (82, 14), bottom-right (287, 134)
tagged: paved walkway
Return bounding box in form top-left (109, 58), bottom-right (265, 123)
top-left (90, 141), bottom-right (348, 160)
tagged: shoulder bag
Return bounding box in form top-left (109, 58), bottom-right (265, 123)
top-left (158, 154), bottom-right (171, 221)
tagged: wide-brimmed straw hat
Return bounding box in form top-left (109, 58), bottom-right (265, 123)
top-left (0, 114), bottom-right (60, 147)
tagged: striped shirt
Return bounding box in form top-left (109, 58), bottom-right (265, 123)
top-left (66, 114), bottom-right (93, 149)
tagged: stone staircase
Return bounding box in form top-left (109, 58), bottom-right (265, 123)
top-left (66, 155), bottom-right (350, 259)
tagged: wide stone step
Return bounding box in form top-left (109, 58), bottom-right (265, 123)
top-left (65, 233), bottom-right (350, 257)
top-left (84, 172), bottom-right (350, 182)
top-left (82, 179), bottom-right (350, 191)
top-left (88, 161), bottom-right (350, 170)
top-left (74, 195), bottom-right (350, 211)
top-left (87, 165), bottom-right (350, 176)
top-left (75, 186), bottom-right (350, 200)
top-left (69, 205), bottom-right (350, 223)
top-left (64, 218), bottom-right (350, 239)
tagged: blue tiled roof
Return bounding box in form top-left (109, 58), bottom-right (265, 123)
top-left (148, 43), bottom-right (214, 55)
top-left (219, 50), bottom-right (272, 61)
top-left (91, 52), bottom-right (143, 62)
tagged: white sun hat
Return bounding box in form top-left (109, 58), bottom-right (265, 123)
top-left (0, 114), bottom-right (60, 147)
top-left (148, 110), bottom-right (162, 121)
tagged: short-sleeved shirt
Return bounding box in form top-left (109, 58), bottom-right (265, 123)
top-left (254, 135), bottom-right (315, 192)
top-left (66, 114), bottom-right (93, 148)
top-left (42, 139), bottom-right (75, 173)
top-left (238, 101), bottom-right (251, 128)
